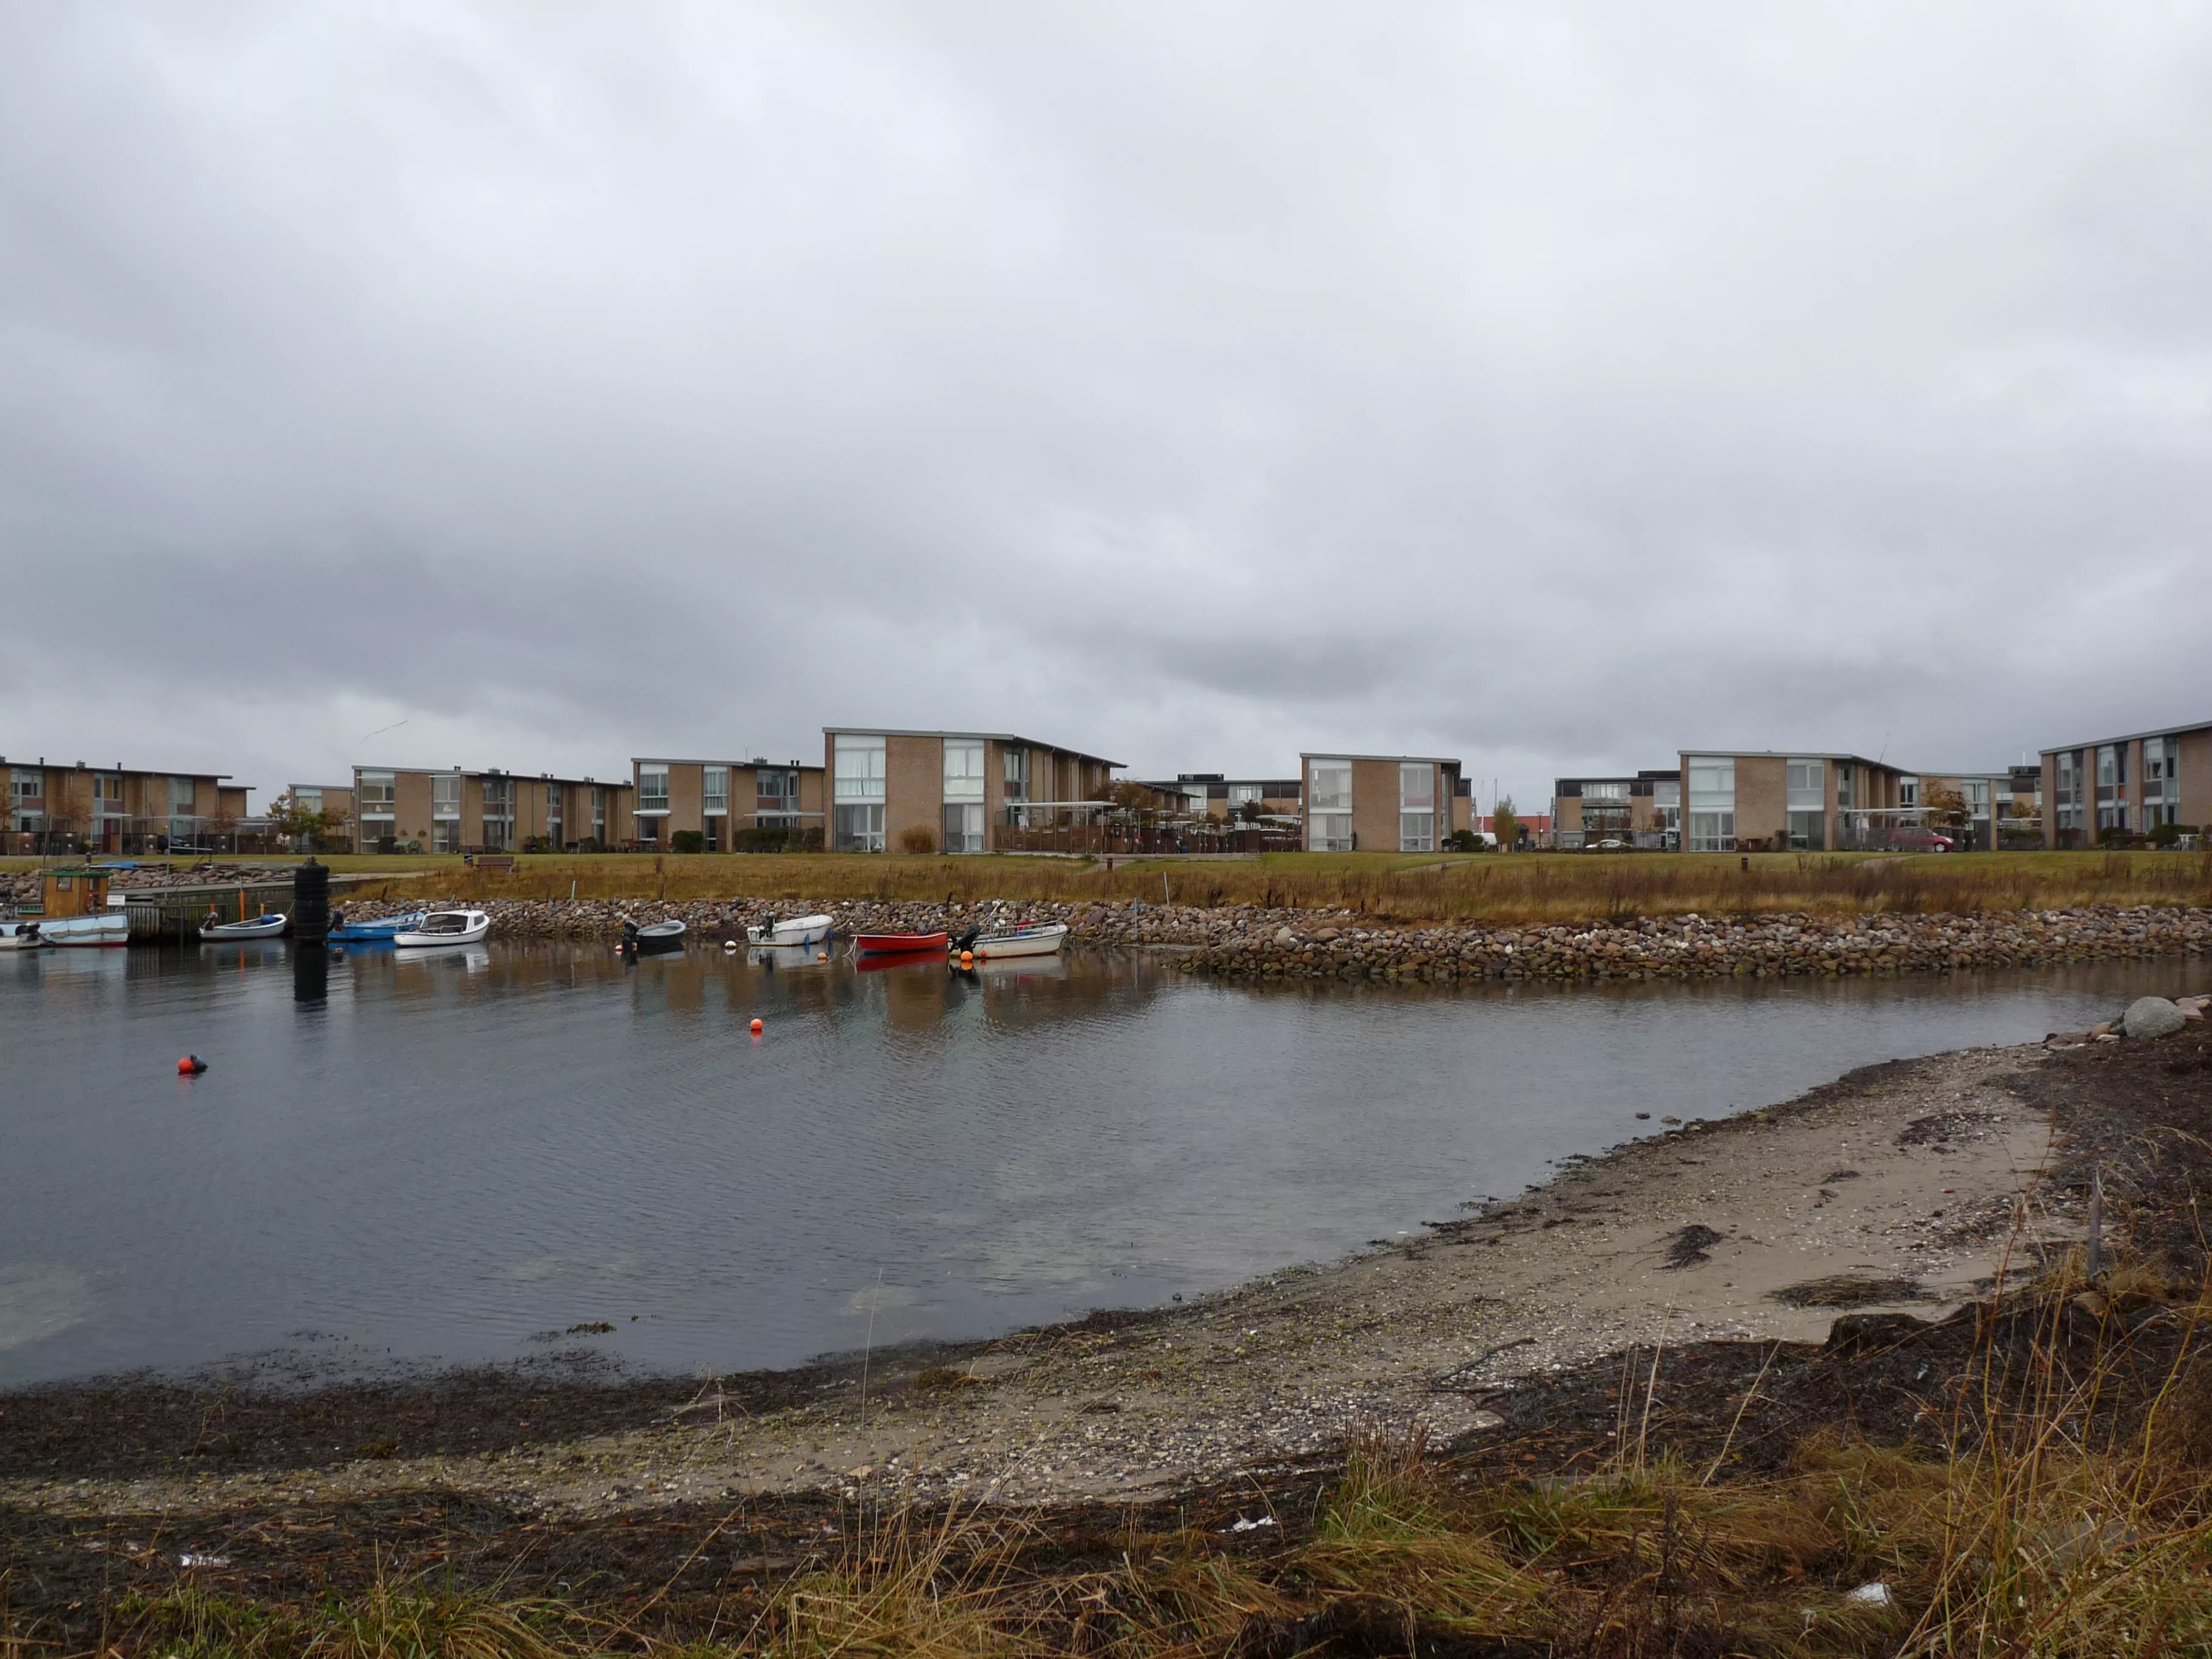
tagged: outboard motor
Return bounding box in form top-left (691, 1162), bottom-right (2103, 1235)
top-left (952, 925), bottom-right (981, 953)
top-left (620, 918), bottom-right (640, 954)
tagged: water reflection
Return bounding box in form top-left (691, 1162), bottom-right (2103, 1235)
top-left (1, 939), bottom-right (2205, 1386)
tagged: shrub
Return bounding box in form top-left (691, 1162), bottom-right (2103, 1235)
top-left (670, 830), bottom-right (706, 854)
top-left (898, 825), bottom-right (939, 854)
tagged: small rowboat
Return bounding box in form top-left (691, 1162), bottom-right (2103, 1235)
top-left (968, 921), bottom-right (1068, 959)
top-left (394, 909), bottom-right (492, 948)
top-left (854, 931), bottom-right (948, 956)
top-left (624, 918), bottom-right (687, 954)
top-left (39, 914), bottom-right (130, 948)
top-left (201, 912), bottom-right (289, 941)
top-left (329, 911), bottom-right (427, 943)
top-left (746, 913), bottom-right (833, 947)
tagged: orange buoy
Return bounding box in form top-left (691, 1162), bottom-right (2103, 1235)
top-left (749, 1017), bottom-right (763, 1035)
top-left (176, 1054), bottom-right (207, 1075)
top-left (817, 951), bottom-right (828, 962)
top-left (959, 950), bottom-right (973, 967)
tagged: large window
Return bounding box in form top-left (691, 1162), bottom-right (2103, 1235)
top-left (590, 787), bottom-right (606, 843)
top-left (2096, 743), bottom-right (2127, 832)
top-left (942, 803), bottom-right (984, 853)
top-left (1307, 760), bottom-right (1352, 851)
top-left (943, 741), bottom-right (985, 800)
top-left (1686, 757), bottom-right (1735, 853)
top-left (169, 776), bottom-right (198, 843)
top-left (638, 764), bottom-right (670, 814)
top-left (10, 766), bottom-right (42, 833)
top-left (2144, 737), bottom-right (2180, 828)
top-left (1398, 763), bottom-right (1435, 851)
top-left (358, 771), bottom-right (394, 844)
top-left (2054, 751), bottom-right (2083, 837)
top-left (702, 766), bottom-right (728, 817)
top-left (834, 803), bottom-right (885, 852)
top-left (756, 768), bottom-right (799, 827)
top-left (1000, 745), bottom-right (1029, 802)
top-left (835, 736), bottom-right (886, 803)
top-left (1228, 783), bottom-right (1264, 809)
top-left (546, 786), bottom-right (562, 844)
top-left (1785, 759), bottom-right (1825, 850)
top-left (481, 776), bottom-right (514, 851)
top-left (432, 773), bottom-right (461, 853)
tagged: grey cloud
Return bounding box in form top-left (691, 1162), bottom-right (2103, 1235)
top-left (3, 2), bottom-right (2210, 806)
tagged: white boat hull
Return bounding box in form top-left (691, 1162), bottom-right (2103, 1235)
top-left (0, 922), bottom-right (41, 951)
top-left (745, 914), bottom-right (833, 946)
top-left (395, 910), bottom-right (492, 947)
top-left (201, 913), bottom-right (288, 940)
top-left (39, 914), bottom-right (130, 948)
top-left (971, 922), bottom-right (1068, 959)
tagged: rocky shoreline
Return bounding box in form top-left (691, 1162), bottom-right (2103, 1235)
top-left (330, 893), bottom-right (2212, 981)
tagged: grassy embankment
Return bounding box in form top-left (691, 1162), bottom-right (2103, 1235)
top-left (58, 1265), bottom-right (2212, 1658)
top-left (61, 848), bottom-right (2211, 925)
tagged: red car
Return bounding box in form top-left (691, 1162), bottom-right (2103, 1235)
top-left (1889, 829), bottom-right (1956, 853)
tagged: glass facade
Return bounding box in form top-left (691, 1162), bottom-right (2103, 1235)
top-left (1398, 763), bottom-right (1435, 851)
top-left (1307, 760), bottom-right (1352, 851)
top-left (1686, 757), bottom-right (1735, 852)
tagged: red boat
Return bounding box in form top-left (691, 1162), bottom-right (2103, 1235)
top-left (853, 931), bottom-right (950, 956)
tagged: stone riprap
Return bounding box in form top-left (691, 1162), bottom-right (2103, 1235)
top-left (320, 896), bottom-right (2212, 982)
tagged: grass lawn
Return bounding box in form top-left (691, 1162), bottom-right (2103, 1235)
top-left (12, 848), bottom-right (2204, 924)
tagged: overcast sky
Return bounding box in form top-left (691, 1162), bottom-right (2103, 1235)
top-left (3, 3), bottom-right (2208, 809)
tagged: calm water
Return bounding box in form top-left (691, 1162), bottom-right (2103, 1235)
top-left (2, 940), bottom-right (2205, 1386)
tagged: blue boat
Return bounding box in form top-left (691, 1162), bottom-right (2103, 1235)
top-left (328, 910), bottom-right (427, 944)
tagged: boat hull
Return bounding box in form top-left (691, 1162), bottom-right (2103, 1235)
top-left (745, 914), bottom-right (833, 947)
top-left (971, 923), bottom-right (1068, 959)
top-left (39, 915), bottom-right (130, 948)
top-left (395, 910), bottom-right (492, 948)
top-left (200, 914), bottom-right (288, 940)
top-left (329, 913), bottom-right (426, 942)
top-left (854, 932), bottom-right (948, 956)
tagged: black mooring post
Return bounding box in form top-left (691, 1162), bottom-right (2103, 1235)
top-left (293, 857), bottom-right (330, 944)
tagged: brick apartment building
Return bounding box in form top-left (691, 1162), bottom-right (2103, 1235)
top-left (350, 766), bottom-right (632, 853)
top-left (4, 757), bottom-right (254, 854)
top-left (629, 758), bottom-right (826, 848)
top-left (1299, 753), bottom-right (1466, 851)
top-left (1137, 773), bottom-right (1304, 820)
top-left (1673, 752), bottom-right (2019, 852)
top-left (2040, 719), bottom-right (2211, 846)
top-left (823, 729), bottom-right (1120, 853)
top-left (1552, 769), bottom-right (1681, 849)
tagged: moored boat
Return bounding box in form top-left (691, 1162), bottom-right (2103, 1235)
top-left (965, 921), bottom-right (1068, 960)
top-left (745, 913), bottom-right (833, 947)
top-left (200, 912), bottom-right (289, 941)
top-left (394, 909), bottom-right (492, 948)
top-left (854, 931), bottom-right (949, 956)
top-left (0, 920), bottom-right (41, 951)
top-left (39, 913), bottom-right (130, 948)
top-left (329, 910), bottom-right (428, 943)
top-left (623, 917), bottom-right (687, 954)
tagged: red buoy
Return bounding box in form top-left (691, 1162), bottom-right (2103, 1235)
top-left (177, 1054), bottom-right (207, 1075)
top-left (749, 1018), bottom-right (763, 1035)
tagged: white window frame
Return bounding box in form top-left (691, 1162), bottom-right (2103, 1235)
top-left (637, 763), bottom-right (671, 816)
top-left (943, 740), bottom-right (985, 802)
top-left (834, 736), bottom-right (886, 803)
top-left (702, 765), bottom-right (728, 817)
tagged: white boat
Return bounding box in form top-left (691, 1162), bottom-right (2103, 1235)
top-left (968, 921), bottom-right (1068, 959)
top-left (745, 913), bottom-right (833, 947)
top-left (200, 912), bottom-right (288, 940)
top-left (0, 920), bottom-right (41, 951)
top-left (394, 909), bottom-right (492, 947)
top-left (38, 913), bottom-right (130, 948)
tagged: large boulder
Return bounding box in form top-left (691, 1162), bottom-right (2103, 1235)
top-left (2124, 997), bottom-right (2187, 1041)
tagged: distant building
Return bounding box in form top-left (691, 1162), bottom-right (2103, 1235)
top-left (1552, 769), bottom-right (1680, 850)
top-left (3, 757), bottom-right (253, 855)
top-left (350, 766), bottom-right (632, 853)
top-left (1670, 752), bottom-right (2020, 852)
top-left (822, 729), bottom-right (1121, 853)
top-left (281, 783), bottom-right (357, 851)
top-left (2039, 720), bottom-right (2211, 846)
top-left (629, 758), bottom-right (826, 849)
top-left (1298, 753), bottom-right (1466, 851)
top-left (1135, 773), bottom-right (1304, 820)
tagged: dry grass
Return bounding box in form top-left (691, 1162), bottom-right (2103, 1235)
top-left (271, 849), bottom-right (2212, 927)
